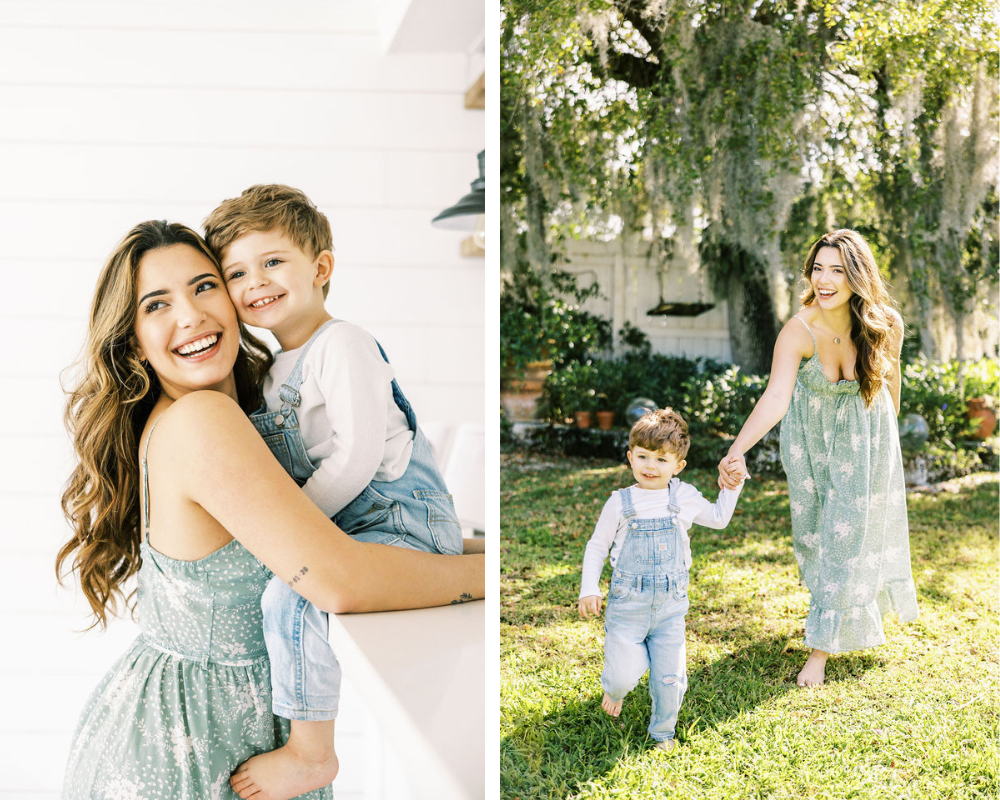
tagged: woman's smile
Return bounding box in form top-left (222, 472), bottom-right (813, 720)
top-left (173, 331), bottom-right (223, 360)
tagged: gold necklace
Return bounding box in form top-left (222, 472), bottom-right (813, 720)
top-left (833, 323), bottom-right (851, 345)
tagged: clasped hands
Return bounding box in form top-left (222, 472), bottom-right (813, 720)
top-left (718, 451), bottom-right (749, 490)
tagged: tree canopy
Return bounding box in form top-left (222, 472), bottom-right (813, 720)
top-left (501, 0), bottom-right (998, 370)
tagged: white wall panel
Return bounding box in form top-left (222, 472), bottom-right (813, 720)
top-left (0, 144), bottom-right (477, 210)
top-left (0, 203), bottom-right (475, 266)
top-left (0, 87), bottom-right (481, 150)
top-left (0, 28), bottom-right (466, 92)
top-left (0, 0), bottom-right (485, 796)
top-left (0, 1), bottom-right (377, 32)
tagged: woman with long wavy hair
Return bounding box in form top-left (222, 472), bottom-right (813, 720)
top-left (718, 229), bottom-right (918, 688)
top-left (57, 220), bottom-right (484, 799)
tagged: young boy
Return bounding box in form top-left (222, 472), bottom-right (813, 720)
top-left (578, 408), bottom-right (745, 750)
top-left (204, 184), bottom-right (466, 799)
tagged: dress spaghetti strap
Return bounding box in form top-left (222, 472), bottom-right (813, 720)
top-left (141, 415), bottom-right (165, 536)
top-left (791, 314), bottom-right (818, 358)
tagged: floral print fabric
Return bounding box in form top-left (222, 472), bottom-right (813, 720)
top-left (780, 352), bottom-right (919, 654)
top-left (62, 537), bottom-right (332, 800)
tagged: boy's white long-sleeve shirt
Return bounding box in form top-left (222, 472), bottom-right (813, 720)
top-left (579, 478), bottom-right (744, 599)
top-left (262, 320), bottom-right (414, 519)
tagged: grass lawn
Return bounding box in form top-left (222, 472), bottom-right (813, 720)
top-left (500, 453), bottom-right (998, 800)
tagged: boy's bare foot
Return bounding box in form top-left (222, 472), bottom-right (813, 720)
top-left (796, 649), bottom-right (829, 688)
top-left (601, 692), bottom-right (623, 717)
top-left (230, 720), bottom-right (339, 800)
top-left (654, 739), bottom-right (676, 752)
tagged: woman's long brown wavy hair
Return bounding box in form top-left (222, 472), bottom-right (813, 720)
top-left (56, 221), bottom-right (274, 629)
top-left (800, 229), bottom-right (899, 407)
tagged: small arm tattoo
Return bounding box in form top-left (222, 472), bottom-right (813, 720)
top-left (450, 593), bottom-right (474, 605)
top-left (287, 566), bottom-right (309, 587)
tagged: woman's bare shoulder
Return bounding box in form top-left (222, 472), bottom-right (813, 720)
top-left (151, 392), bottom-right (252, 460)
top-left (791, 303), bottom-right (820, 325)
top-left (777, 311), bottom-right (816, 358)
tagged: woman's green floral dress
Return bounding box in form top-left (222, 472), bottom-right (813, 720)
top-left (63, 422), bottom-right (333, 800)
top-left (779, 316), bottom-right (919, 654)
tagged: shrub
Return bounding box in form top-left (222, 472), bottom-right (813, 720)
top-left (500, 268), bottom-right (611, 378)
top-left (899, 360), bottom-right (985, 445)
top-left (963, 358), bottom-right (1000, 409)
top-left (681, 365), bottom-right (768, 444)
top-left (537, 354), bottom-right (996, 462)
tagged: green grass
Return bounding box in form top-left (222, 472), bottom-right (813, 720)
top-left (500, 453), bottom-right (999, 799)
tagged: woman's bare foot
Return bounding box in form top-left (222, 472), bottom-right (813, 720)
top-left (601, 692), bottom-right (623, 717)
top-left (230, 720), bottom-right (339, 800)
top-left (797, 649), bottom-right (829, 688)
top-left (654, 739), bottom-right (676, 752)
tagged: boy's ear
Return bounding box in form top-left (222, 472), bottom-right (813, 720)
top-left (675, 459), bottom-right (687, 475)
top-left (314, 250), bottom-right (334, 288)
top-left (626, 450), bottom-right (633, 466)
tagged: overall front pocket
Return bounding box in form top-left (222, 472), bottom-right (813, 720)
top-left (609, 573), bottom-right (638, 603)
top-left (671, 571), bottom-right (689, 601)
top-left (412, 489), bottom-right (463, 555)
top-left (334, 486), bottom-right (405, 536)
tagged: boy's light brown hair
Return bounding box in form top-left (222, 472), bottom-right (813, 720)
top-left (204, 184), bottom-right (333, 298)
top-left (628, 408), bottom-right (691, 460)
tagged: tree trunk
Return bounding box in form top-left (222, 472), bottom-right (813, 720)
top-left (700, 229), bottom-right (781, 374)
top-left (724, 250), bottom-right (780, 375)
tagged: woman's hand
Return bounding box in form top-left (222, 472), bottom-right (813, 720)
top-left (718, 452), bottom-right (748, 490)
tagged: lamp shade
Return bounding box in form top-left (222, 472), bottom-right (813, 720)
top-left (432, 150), bottom-right (485, 230)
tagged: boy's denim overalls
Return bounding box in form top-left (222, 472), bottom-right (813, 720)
top-left (250, 319), bottom-right (464, 721)
top-left (601, 484), bottom-right (690, 742)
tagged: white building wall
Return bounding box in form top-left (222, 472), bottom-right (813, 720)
top-left (0, 2), bottom-right (484, 798)
top-left (560, 236), bottom-right (733, 363)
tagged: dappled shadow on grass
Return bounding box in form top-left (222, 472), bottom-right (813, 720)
top-left (501, 635), bottom-right (886, 799)
top-left (502, 465), bottom-right (999, 631)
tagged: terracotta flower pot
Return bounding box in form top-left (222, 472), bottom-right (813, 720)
top-left (575, 410), bottom-right (592, 429)
top-left (966, 397), bottom-right (997, 440)
top-left (596, 410), bottom-right (615, 430)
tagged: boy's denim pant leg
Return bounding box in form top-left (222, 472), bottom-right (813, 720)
top-left (262, 577), bottom-right (342, 721)
top-left (601, 581), bottom-right (689, 742)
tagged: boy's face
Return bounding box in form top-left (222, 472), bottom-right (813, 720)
top-left (219, 228), bottom-right (333, 350)
top-left (627, 446), bottom-right (685, 491)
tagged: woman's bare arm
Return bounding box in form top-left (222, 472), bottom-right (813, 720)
top-left (158, 391), bottom-right (484, 614)
top-left (718, 319), bottom-right (813, 487)
top-left (886, 309), bottom-right (904, 415)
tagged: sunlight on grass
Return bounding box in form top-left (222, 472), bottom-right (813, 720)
top-left (501, 454), bottom-right (999, 800)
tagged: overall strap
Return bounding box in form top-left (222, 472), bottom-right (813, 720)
top-left (278, 318), bottom-right (342, 408)
top-left (141, 415), bottom-right (166, 535)
top-left (372, 339), bottom-right (417, 431)
top-left (791, 314), bottom-right (818, 358)
top-left (619, 486), bottom-right (636, 519)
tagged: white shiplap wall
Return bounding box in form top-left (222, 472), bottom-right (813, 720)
top-left (559, 236), bottom-right (733, 362)
top-left (0, 2), bottom-right (484, 797)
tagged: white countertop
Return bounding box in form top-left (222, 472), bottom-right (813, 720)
top-left (327, 600), bottom-right (484, 800)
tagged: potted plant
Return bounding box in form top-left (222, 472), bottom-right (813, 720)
top-left (595, 392), bottom-right (615, 430)
top-left (963, 358), bottom-right (999, 440)
top-left (502, 267), bottom-right (611, 421)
